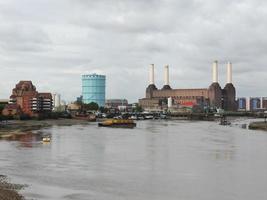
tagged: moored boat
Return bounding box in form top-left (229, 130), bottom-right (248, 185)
top-left (219, 116), bottom-right (231, 125)
top-left (98, 119), bottom-right (136, 128)
top-left (73, 114), bottom-right (96, 122)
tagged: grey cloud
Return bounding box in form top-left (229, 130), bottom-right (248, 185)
top-left (0, 0), bottom-right (267, 102)
top-left (70, 0), bottom-right (197, 34)
top-left (0, 24), bottom-right (51, 52)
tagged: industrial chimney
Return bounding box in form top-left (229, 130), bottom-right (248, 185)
top-left (146, 64), bottom-right (157, 98)
top-left (223, 61), bottom-right (237, 111)
top-left (149, 64), bottom-right (155, 85)
top-left (208, 60), bottom-right (222, 109)
top-left (212, 60), bottom-right (218, 83)
top-left (227, 62), bottom-right (232, 84)
top-left (164, 65), bottom-right (169, 85)
top-left (162, 65), bottom-right (171, 90)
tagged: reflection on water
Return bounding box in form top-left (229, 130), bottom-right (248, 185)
top-left (0, 131), bottom-right (51, 148)
top-left (1, 120), bottom-right (267, 200)
top-left (18, 133), bottom-right (42, 148)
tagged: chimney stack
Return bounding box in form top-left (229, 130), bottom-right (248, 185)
top-left (227, 62), bottom-right (232, 84)
top-left (261, 97), bottom-right (264, 109)
top-left (149, 64), bottom-right (155, 85)
top-left (164, 65), bottom-right (169, 86)
top-left (246, 97), bottom-right (251, 111)
top-left (212, 61), bottom-right (218, 83)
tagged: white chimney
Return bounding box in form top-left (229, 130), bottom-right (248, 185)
top-left (227, 62), bottom-right (232, 84)
top-left (168, 97), bottom-right (172, 108)
top-left (212, 61), bottom-right (218, 83)
top-left (149, 64), bottom-right (155, 85)
top-left (246, 97), bottom-right (250, 111)
top-left (164, 65), bottom-right (169, 85)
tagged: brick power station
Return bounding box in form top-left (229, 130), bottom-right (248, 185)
top-left (139, 61), bottom-right (237, 111)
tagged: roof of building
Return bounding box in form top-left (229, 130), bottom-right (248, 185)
top-left (82, 74), bottom-right (106, 78)
top-left (0, 99), bottom-right (9, 103)
top-left (9, 95), bottom-right (16, 98)
top-left (14, 81), bottom-right (37, 91)
top-left (4, 104), bottom-right (21, 110)
top-left (38, 93), bottom-right (52, 98)
top-left (106, 99), bottom-right (128, 102)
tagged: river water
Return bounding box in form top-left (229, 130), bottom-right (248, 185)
top-left (1, 120), bottom-right (267, 200)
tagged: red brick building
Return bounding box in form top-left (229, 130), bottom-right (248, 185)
top-left (3, 81), bottom-right (53, 117)
top-left (139, 62), bottom-right (237, 111)
top-left (2, 104), bottom-right (22, 116)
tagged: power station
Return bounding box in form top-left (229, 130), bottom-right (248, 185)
top-left (139, 61), bottom-right (237, 111)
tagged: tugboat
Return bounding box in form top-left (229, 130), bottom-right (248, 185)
top-left (98, 119), bottom-right (136, 128)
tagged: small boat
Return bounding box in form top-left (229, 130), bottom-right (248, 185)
top-left (98, 119), bottom-right (136, 128)
top-left (137, 116), bottom-right (145, 120)
top-left (220, 120), bottom-right (231, 125)
top-left (160, 114), bottom-right (167, 119)
top-left (144, 115), bottom-right (154, 120)
top-left (130, 115), bottom-right (138, 120)
top-left (73, 114), bottom-right (96, 122)
top-left (42, 136), bottom-right (51, 142)
top-left (219, 116), bottom-right (231, 125)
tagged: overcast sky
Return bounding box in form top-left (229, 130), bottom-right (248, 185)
top-left (0, 0), bottom-right (266, 103)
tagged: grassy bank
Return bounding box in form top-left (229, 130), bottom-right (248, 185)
top-left (249, 121), bottom-right (267, 131)
top-left (0, 175), bottom-right (26, 200)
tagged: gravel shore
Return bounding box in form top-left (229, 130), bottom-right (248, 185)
top-left (0, 175), bottom-right (26, 200)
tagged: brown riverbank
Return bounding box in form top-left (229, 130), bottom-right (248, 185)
top-left (249, 121), bottom-right (267, 131)
top-left (0, 175), bottom-right (26, 200)
top-left (0, 119), bottom-right (93, 137)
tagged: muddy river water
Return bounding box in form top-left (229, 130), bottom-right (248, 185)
top-left (0, 120), bottom-right (267, 200)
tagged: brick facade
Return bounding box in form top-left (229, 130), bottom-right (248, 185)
top-left (3, 81), bottom-right (53, 117)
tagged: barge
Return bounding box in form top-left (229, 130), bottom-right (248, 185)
top-left (98, 119), bottom-right (136, 128)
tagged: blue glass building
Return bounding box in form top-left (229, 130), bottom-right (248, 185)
top-left (250, 97), bottom-right (260, 111)
top-left (82, 74), bottom-right (106, 107)
top-left (237, 97), bottom-right (246, 110)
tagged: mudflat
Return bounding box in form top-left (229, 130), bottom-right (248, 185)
top-left (249, 121), bottom-right (267, 131)
top-left (0, 175), bottom-right (26, 200)
top-left (0, 119), bottom-right (91, 137)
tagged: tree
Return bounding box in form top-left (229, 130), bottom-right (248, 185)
top-left (99, 106), bottom-right (108, 113)
top-left (0, 104), bottom-right (6, 112)
top-left (134, 105), bottom-right (143, 112)
top-left (83, 102), bottom-right (99, 111)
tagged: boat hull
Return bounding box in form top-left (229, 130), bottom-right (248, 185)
top-left (98, 123), bottom-right (136, 128)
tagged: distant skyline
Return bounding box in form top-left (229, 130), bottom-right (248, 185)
top-left (1, 0), bottom-right (267, 103)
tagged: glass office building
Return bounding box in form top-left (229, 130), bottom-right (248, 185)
top-left (237, 97), bottom-right (246, 110)
top-left (82, 74), bottom-right (106, 107)
top-left (250, 97), bottom-right (261, 111)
